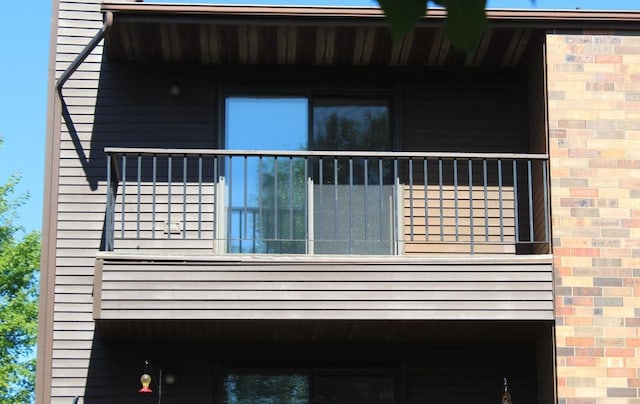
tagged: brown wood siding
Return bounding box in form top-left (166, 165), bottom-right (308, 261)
top-left (50, 2), bottom-right (105, 401)
top-left (50, 0), bottom-right (219, 401)
top-left (400, 70), bottom-right (530, 153)
top-left (95, 255), bottom-right (554, 321)
top-left (111, 182), bottom-right (217, 253)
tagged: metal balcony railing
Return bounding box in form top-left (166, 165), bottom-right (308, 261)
top-left (104, 148), bottom-right (550, 255)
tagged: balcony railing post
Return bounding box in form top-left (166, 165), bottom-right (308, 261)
top-left (105, 153), bottom-right (119, 251)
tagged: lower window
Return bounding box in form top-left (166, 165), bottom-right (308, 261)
top-left (223, 372), bottom-right (396, 404)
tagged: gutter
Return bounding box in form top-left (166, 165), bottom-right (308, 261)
top-left (56, 11), bottom-right (113, 98)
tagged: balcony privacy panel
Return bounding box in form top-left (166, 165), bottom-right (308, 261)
top-left (313, 184), bottom-right (395, 255)
top-left (402, 185), bottom-right (515, 255)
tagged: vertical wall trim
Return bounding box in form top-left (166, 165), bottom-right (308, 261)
top-left (93, 259), bottom-right (104, 320)
top-left (35, 0), bottom-right (62, 402)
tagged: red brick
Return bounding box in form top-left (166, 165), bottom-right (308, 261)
top-left (556, 306), bottom-right (574, 316)
top-left (622, 219), bottom-right (640, 228)
top-left (567, 337), bottom-right (595, 346)
top-left (595, 54), bottom-right (623, 63)
top-left (570, 248), bottom-right (600, 257)
top-left (573, 287), bottom-right (602, 296)
top-left (570, 188), bottom-right (599, 198)
top-left (605, 348), bottom-right (636, 357)
top-left (607, 368), bottom-right (637, 377)
top-left (594, 73), bottom-right (624, 82)
top-left (575, 347), bottom-right (604, 357)
top-left (567, 357), bottom-right (596, 366)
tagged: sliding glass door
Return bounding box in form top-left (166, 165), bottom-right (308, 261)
top-left (224, 95), bottom-right (394, 255)
top-left (311, 98), bottom-right (394, 255)
top-left (225, 97), bottom-right (308, 254)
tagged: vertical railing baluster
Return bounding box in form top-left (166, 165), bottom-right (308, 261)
top-left (152, 155), bottom-right (157, 239)
top-left (453, 158), bottom-right (459, 242)
top-left (136, 154), bottom-right (141, 240)
top-left (227, 156), bottom-right (233, 248)
top-left (349, 158), bottom-right (354, 253)
top-left (198, 155), bottom-right (202, 239)
top-left (289, 157), bottom-right (294, 242)
top-left (409, 159), bottom-right (414, 241)
top-left (167, 155), bottom-right (172, 240)
top-left (528, 159), bottom-right (534, 242)
top-left (393, 158), bottom-right (399, 253)
top-left (378, 159), bottom-right (383, 241)
top-left (498, 159), bottom-right (504, 243)
top-left (183, 156), bottom-right (187, 240)
top-left (252, 209), bottom-right (257, 252)
top-left (258, 156), bottom-right (263, 248)
top-left (468, 159), bottom-right (474, 255)
top-left (513, 160), bottom-right (520, 243)
top-left (106, 153), bottom-right (114, 251)
top-left (243, 156), bottom-right (248, 247)
top-left (274, 157), bottom-right (279, 241)
top-left (319, 158), bottom-right (324, 241)
top-left (543, 160), bottom-right (550, 243)
top-left (121, 155), bottom-right (126, 240)
top-left (238, 208), bottom-right (243, 252)
top-left (438, 158), bottom-right (444, 242)
top-left (213, 155), bottom-right (218, 245)
top-left (483, 159), bottom-right (489, 242)
top-left (364, 158), bottom-right (368, 241)
top-left (304, 157), bottom-right (308, 252)
top-left (423, 158), bottom-right (428, 241)
top-left (333, 158), bottom-right (338, 240)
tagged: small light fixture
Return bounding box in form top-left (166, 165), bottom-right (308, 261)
top-left (139, 373), bottom-right (153, 394)
top-left (168, 81), bottom-right (182, 97)
top-left (139, 360), bottom-right (174, 403)
top-left (139, 360), bottom-right (153, 394)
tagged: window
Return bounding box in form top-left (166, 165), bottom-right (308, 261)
top-left (312, 98), bottom-right (391, 152)
top-left (223, 372), bottom-right (396, 404)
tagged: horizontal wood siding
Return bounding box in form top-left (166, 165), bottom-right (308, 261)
top-left (95, 256), bottom-right (553, 321)
top-left (401, 70), bottom-right (530, 153)
top-left (402, 185), bottom-right (516, 255)
top-left (50, 0), bottom-right (218, 401)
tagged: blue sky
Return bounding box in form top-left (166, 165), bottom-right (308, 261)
top-left (0, 0), bottom-right (638, 233)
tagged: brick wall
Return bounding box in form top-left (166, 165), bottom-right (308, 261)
top-left (547, 32), bottom-right (640, 403)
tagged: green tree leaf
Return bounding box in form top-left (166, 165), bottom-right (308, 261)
top-left (0, 137), bottom-right (40, 404)
top-left (377, 0), bottom-right (488, 51)
top-left (377, 0), bottom-right (426, 41)
top-left (437, 0), bottom-right (488, 51)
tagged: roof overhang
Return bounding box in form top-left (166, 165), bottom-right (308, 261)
top-left (102, 3), bottom-right (640, 67)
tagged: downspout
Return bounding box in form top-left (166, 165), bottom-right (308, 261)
top-left (56, 11), bottom-right (113, 98)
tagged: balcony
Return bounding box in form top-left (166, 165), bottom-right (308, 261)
top-left (103, 148), bottom-right (550, 256)
top-left (95, 147), bottom-right (553, 322)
